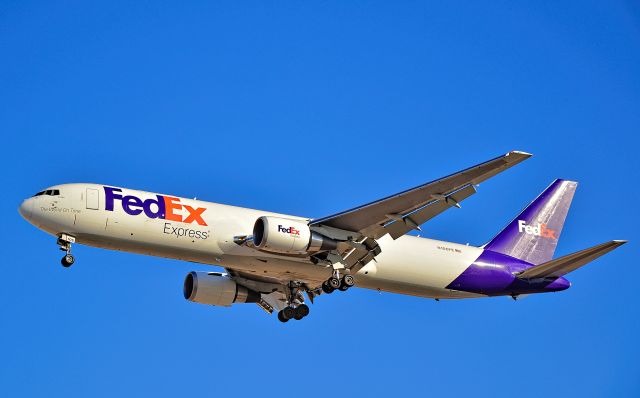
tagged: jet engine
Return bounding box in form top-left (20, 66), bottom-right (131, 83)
top-left (253, 216), bottom-right (337, 255)
top-left (183, 271), bottom-right (260, 307)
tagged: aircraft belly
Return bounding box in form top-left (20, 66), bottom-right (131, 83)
top-left (222, 256), bottom-right (331, 284)
top-left (355, 278), bottom-right (482, 299)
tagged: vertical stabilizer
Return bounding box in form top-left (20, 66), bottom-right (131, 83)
top-left (484, 179), bottom-right (577, 265)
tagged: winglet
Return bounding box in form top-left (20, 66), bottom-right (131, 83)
top-left (509, 150), bottom-right (532, 156)
top-left (505, 150), bottom-right (533, 163)
top-left (469, 150), bottom-right (532, 186)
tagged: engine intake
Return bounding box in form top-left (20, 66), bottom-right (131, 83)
top-left (253, 216), bottom-right (337, 255)
top-left (183, 271), bottom-right (260, 307)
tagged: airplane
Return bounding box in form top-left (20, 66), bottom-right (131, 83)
top-left (18, 151), bottom-right (626, 322)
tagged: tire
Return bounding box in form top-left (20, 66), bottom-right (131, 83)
top-left (282, 306), bottom-right (295, 320)
top-left (328, 277), bottom-right (341, 289)
top-left (277, 311), bottom-right (289, 323)
top-left (61, 254), bottom-right (74, 267)
top-left (296, 304), bottom-right (310, 318)
top-left (338, 284), bottom-right (349, 291)
top-left (322, 283), bottom-right (334, 294)
top-left (343, 274), bottom-right (355, 287)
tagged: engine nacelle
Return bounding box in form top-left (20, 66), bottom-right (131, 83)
top-left (253, 216), bottom-right (337, 255)
top-left (183, 272), bottom-right (260, 307)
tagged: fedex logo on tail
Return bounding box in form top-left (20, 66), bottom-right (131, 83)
top-left (104, 187), bottom-right (207, 226)
top-left (278, 225), bottom-right (300, 235)
top-left (517, 220), bottom-right (556, 239)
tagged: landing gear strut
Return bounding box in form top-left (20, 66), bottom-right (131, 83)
top-left (57, 234), bottom-right (76, 268)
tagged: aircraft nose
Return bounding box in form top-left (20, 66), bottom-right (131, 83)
top-left (18, 198), bottom-right (33, 220)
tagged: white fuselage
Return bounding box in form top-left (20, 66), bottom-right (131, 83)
top-left (20, 183), bottom-right (484, 299)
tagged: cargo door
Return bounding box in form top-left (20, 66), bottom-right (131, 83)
top-left (86, 188), bottom-right (99, 210)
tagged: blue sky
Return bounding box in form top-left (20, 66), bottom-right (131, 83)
top-left (1, 1), bottom-right (638, 396)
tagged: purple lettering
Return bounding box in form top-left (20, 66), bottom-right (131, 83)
top-left (104, 187), bottom-right (123, 211)
top-left (122, 195), bottom-right (143, 215)
top-left (143, 195), bottom-right (166, 219)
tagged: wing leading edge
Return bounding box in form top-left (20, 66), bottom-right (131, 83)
top-left (310, 150), bottom-right (532, 239)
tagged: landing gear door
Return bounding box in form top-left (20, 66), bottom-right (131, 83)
top-left (86, 188), bottom-right (99, 210)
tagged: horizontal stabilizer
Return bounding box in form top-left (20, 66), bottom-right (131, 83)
top-left (516, 240), bottom-right (627, 279)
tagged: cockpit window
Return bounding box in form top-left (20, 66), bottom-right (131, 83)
top-left (33, 190), bottom-right (60, 197)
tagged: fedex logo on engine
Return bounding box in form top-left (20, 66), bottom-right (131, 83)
top-left (278, 225), bottom-right (300, 235)
top-left (104, 187), bottom-right (207, 226)
top-left (517, 220), bottom-right (556, 239)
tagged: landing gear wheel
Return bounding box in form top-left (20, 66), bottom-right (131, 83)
top-left (57, 234), bottom-right (76, 268)
top-left (295, 304), bottom-right (310, 320)
top-left (277, 311), bottom-right (289, 323)
top-left (282, 306), bottom-right (295, 320)
top-left (343, 274), bottom-right (355, 287)
top-left (338, 283), bottom-right (350, 291)
top-left (328, 277), bottom-right (341, 289)
top-left (61, 254), bottom-right (75, 268)
top-left (322, 281), bottom-right (335, 294)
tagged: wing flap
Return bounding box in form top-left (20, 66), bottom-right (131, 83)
top-left (516, 240), bottom-right (627, 279)
top-left (383, 184), bottom-right (477, 239)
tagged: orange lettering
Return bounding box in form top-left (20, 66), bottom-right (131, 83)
top-left (163, 196), bottom-right (182, 222)
top-left (183, 205), bottom-right (207, 226)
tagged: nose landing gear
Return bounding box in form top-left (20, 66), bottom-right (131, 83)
top-left (57, 234), bottom-right (76, 268)
top-left (61, 254), bottom-right (75, 267)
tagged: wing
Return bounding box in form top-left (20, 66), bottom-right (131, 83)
top-left (307, 151), bottom-right (531, 271)
top-left (310, 151), bottom-right (532, 240)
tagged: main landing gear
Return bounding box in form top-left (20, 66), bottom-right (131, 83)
top-left (321, 272), bottom-right (354, 294)
top-left (57, 234), bottom-right (76, 268)
top-left (277, 304), bottom-right (310, 323)
top-left (277, 282), bottom-right (311, 323)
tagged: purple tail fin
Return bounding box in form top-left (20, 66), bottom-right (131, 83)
top-left (484, 179), bottom-right (577, 265)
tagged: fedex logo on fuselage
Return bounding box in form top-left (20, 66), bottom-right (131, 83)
top-left (278, 225), bottom-right (300, 235)
top-left (104, 187), bottom-right (207, 226)
top-left (517, 220), bottom-right (556, 239)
